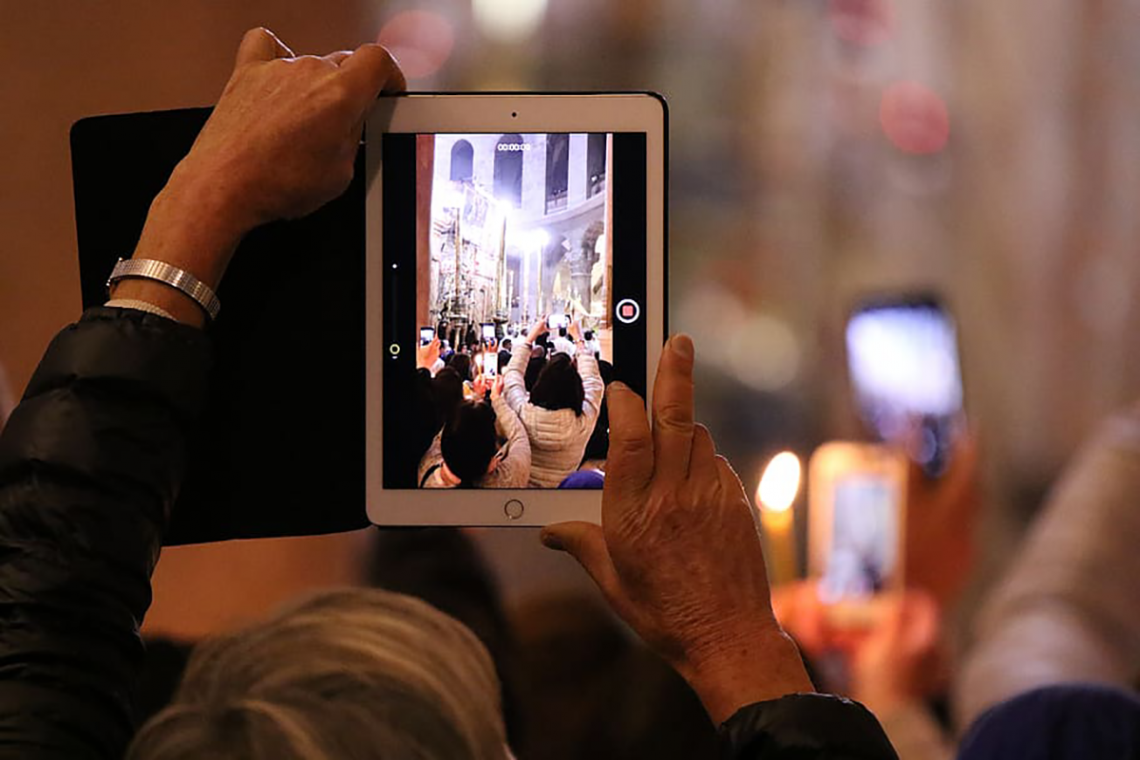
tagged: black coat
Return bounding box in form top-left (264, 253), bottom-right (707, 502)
top-left (0, 307), bottom-right (897, 759)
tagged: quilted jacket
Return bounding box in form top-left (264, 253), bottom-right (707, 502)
top-left (502, 341), bottom-right (604, 487)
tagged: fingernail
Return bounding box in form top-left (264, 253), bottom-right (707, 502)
top-left (671, 334), bottom-right (694, 361)
top-left (539, 530), bottom-right (564, 551)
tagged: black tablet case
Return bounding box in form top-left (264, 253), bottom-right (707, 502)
top-left (71, 109), bottom-right (368, 544)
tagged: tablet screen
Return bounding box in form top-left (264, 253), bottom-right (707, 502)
top-left (380, 132), bottom-right (648, 490)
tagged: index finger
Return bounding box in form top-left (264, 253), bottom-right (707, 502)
top-left (235, 27), bottom-right (295, 68)
top-left (338, 43), bottom-right (407, 112)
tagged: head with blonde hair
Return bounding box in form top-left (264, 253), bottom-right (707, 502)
top-left (128, 588), bottom-right (508, 760)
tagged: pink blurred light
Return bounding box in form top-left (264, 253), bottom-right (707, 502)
top-left (828, 0), bottom-right (895, 46)
top-left (879, 81), bottom-right (950, 155)
top-left (377, 10), bottom-right (455, 80)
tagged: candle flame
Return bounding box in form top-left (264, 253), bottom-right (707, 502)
top-left (758, 452), bottom-right (801, 513)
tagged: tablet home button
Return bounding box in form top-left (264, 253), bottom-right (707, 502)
top-left (503, 499), bottom-right (524, 520)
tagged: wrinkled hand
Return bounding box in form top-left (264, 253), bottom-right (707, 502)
top-left (417, 338), bottom-right (441, 371)
top-left (541, 335), bottom-right (812, 724)
top-left (117, 28), bottom-right (406, 326)
top-left (177, 28), bottom-right (405, 232)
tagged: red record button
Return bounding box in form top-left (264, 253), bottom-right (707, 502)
top-left (615, 299), bottom-right (641, 324)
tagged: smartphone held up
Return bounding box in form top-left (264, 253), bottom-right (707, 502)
top-left (808, 442), bottom-right (908, 624)
top-left (845, 294), bottom-right (965, 477)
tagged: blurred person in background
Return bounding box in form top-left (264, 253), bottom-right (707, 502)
top-left (503, 319), bottom-right (603, 487)
top-left (951, 408), bottom-right (1140, 758)
top-left (773, 584), bottom-right (953, 760)
top-left (128, 588), bottom-right (509, 760)
top-left (769, 440), bottom-right (982, 760)
top-left (0, 27), bottom-right (902, 760)
top-left (365, 527), bottom-right (525, 747)
top-left (512, 592), bottom-right (718, 760)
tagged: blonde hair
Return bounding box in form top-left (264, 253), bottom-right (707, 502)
top-left (128, 588), bottom-right (506, 760)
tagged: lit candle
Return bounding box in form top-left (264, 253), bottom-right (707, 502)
top-left (757, 451), bottom-right (802, 586)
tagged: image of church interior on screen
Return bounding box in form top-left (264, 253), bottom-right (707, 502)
top-left (410, 133), bottom-right (614, 491)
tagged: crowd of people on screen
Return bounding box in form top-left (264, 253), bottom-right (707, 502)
top-left (414, 317), bottom-right (610, 490)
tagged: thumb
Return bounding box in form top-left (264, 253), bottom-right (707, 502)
top-left (235, 27), bottom-right (294, 68)
top-left (541, 521), bottom-right (624, 602)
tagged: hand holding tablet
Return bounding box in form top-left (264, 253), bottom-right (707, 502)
top-left (542, 336), bottom-right (815, 724)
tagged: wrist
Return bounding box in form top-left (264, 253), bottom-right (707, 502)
top-left (140, 155), bottom-right (261, 277)
top-left (677, 625), bottom-right (814, 726)
top-left (110, 164), bottom-right (253, 327)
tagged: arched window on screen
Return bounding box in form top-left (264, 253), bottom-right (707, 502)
top-left (587, 133), bottom-right (607, 198)
top-left (545, 133), bottom-right (569, 214)
top-left (450, 139), bottom-right (474, 182)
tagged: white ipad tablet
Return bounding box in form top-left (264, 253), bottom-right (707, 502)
top-left (364, 93), bottom-right (667, 526)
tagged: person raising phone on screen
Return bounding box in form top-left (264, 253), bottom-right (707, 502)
top-left (502, 317), bottom-right (604, 487)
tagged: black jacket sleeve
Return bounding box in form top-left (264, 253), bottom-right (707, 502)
top-left (0, 308), bottom-right (211, 759)
top-left (720, 694), bottom-right (900, 760)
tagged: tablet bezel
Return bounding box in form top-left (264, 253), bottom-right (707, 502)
top-left (364, 93), bottom-right (666, 527)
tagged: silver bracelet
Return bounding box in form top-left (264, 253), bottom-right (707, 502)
top-left (106, 258), bottom-right (221, 321)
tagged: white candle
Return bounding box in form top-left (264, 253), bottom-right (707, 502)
top-left (757, 451), bottom-right (802, 586)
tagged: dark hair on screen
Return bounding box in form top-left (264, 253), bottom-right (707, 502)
top-left (524, 357), bottom-right (546, 393)
top-left (441, 402), bottom-right (499, 488)
top-left (448, 353), bottom-right (473, 382)
top-left (597, 359), bottom-right (614, 386)
top-left (529, 353), bottom-right (585, 417)
top-left (432, 368), bottom-right (464, 426)
top-left (580, 359), bottom-right (614, 464)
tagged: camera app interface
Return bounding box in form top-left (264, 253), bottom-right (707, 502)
top-left (381, 132), bottom-right (648, 490)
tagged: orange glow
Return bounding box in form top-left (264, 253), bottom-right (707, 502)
top-left (377, 10), bottom-right (455, 80)
top-left (879, 81), bottom-right (951, 155)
